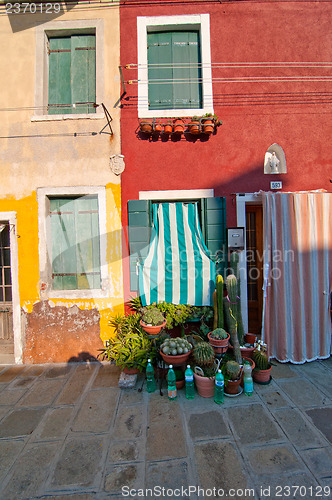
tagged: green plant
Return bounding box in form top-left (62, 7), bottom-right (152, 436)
top-left (216, 274), bottom-right (224, 329)
top-left (225, 360), bottom-right (241, 380)
top-left (252, 347), bottom-right (270, 370)
top-left (202, 113), bottom-right (222, 126)
top-left (141, 308), bottom-right (165, 326)
top-left (99, 312), bottom-right (153, 372)
top-left (192, 341), bottom-right (215, 367)
top-left (224, 273), bottom-right (244, 363)
top-left (210, 328), bottom-right (228, 340)
top-left (160, 337), bottom-right (192, 356)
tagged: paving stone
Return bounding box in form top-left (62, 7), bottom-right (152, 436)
top-left (0, 405), bottom-right (9, 421)
top-left (17, 379), bottom-right (64, 407)
top-left (51, 437), bottom-right (104, 487)
top-left (0, 439), bottom-right (26, 482)
top-left (23, 365), bottom-right (47, 377)
top-left (188, 410), bottom-right (230, 440)
top-left (247, 444), bottom-right (304, 475)
top-left (1, 443), bottom-right (57, 500)
top-left (226, 404), bottom-right (282, 445)
top-left (306, 408), bottom-right (332, 444)
top-left (71, 388), bottom-right (118, 433)
top-left (44, 364), bottom-right (73, 379)
top-left (10, 377), bottom-right (35, 389)
top-left (39, 495), bottom-right (97, 499)
top-left (258, 390), bottom-right (291, 409)
top-left (0, 366), bottom-right (26, 383)
top-left (112, 405), bottom-right (143, 439)
top-left (146, 394), bottom-right (186, 461)
top-left (38, 406), bottom-right (75, 439)
top-left (146, 460), bottom-right (188, 490)
top-left (271, 361), bottom-right (298, 379)
top-left (104, 463), bottom-right (143, 493)
top-left (274, 408), bottom-right (327, 448)
top-left (194, 441), bottom-right (249, 492)
top-left (108, 440), bottom-right (140, 462)
top-left (120, 387), bottom-right (144, 405)
top-left (56, 364), bottom-right (98, 405)
top-left (301, 447), bottom-right (332, 477)
top-left (0, 388), bottom-right (26, 405)
top-left (0, 407), bottom-right (47, 437)
top-left (92, 363), bottom-right (121, 388)
top-left (277, 379), bottom-right (327, 407)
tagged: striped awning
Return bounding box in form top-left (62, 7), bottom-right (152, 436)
top-left (139, 202), bottom-right (216, 306)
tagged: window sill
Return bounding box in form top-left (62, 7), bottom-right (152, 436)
top-left (31, 112), bottom-right (105, 122)
top-left (41, 288), bottom-right (109, 300)
top-left (137, 108), bottom-right (214, 119)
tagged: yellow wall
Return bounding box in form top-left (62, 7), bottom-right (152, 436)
top-left (0, 4), bottom-right (124, 362)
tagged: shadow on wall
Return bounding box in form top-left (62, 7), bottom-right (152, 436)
top-left (7, 2), bottom-right (79, 33)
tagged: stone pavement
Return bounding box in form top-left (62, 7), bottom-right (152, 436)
top-left (0, 358), bottom-right (331, 500)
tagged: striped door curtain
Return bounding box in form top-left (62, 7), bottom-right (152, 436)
top-left (139, 202), bottom-right (216, 306)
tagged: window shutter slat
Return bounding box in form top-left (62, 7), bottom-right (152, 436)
top-left (71, 35), bottom-right (96, 114)
top-left (148, 32), bottom-right (173, 110)
top-left (202, 197), bottom-right (227, 277)
top-left (128, 200), bottom-right (151, 291)
top-left (48, 37), bottom-right (72, 115)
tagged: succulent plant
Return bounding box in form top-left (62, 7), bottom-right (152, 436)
top-left (252, 348), bottom-right (270, 370)
top-left (192, 342), bottom-right (215, 367)
top-left (141, 308), bottom-right (165, 326)
top-left (210, 328), bottom-right (228, 340)
top-left (226, 360), bottom-right (241, 380)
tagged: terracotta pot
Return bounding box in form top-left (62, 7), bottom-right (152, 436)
top-left (202, 118), bottom-right (214, 135)
top-left (140, 319), bottom-right (166, 335)
top-left (154, 122), bottom-right (162, 133)
top-left (123, 366), bottom-right (140, 375)
top-left (173, 118), bottom-right (185, 134)
top-left (253, 365), bottom-right (272, 384)
top-left (159, 349), bottom-right (192, 366)
top-left (188, 120), bottom-right (200, 134)
top-left (228, 344), bottom-right (255, 359)
top-left (163, 123), bottom-right (173, 134)
top-left (140, 120), bottom-right (153, 133)
top-left (225, 374), bottom-right (242, 395)
top-left (245, 333), bottom-right (257, 344)
top-left (176, 379), bottom-right (185, 390)
top-left (193, 372), bottom-right (215, 398)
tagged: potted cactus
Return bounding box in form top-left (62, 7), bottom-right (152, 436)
top-left (192, 342), bottom-right (216, 397)
top-left (140, 307), bottom-right (166, 335)
top-left (252, 340), bottom-right (272, 384)
top-left (224, 360), bottom-right (243, 395)
top-left (188, 116), bottom-right (201, 135)
top-left (207, 328), bottom-right (230, 354)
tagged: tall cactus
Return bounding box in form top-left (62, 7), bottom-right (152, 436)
top-left (224, 274), bottom-right (242, 364)
top-left (230, 251), bottom-right (241, 297)
top-left (216, 274), bottom-right (224, 329)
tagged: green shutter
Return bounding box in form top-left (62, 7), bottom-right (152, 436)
top-left (48, 37), bottom-right (72, 115)
top-left (148, 30), bottom-right (202, 110)
top-left (201, 197), bottom-right (227, 277)
top-left (48, 34), bottom-right (96, 115)
top-left (128, 200), bottom-right (152, 291)
top-left (50, 196), bottom-right (101, 290)
top-left (71, 35), bottom-right (96, 114)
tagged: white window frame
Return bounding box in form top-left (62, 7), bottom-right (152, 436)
top-left (37, 186), bottom-right (108, 299)
top-left (33, 19), bottom-right (105, 121)
top-left (137, 14), bottom-right (214, 119)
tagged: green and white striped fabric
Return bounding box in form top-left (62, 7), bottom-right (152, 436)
top-left (139, 202), bottom-right (216, 306)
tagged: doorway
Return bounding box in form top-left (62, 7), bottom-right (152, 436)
top-left (0, 222), bottom-right (14, 363)
top-left (245, 205), bottom-right (263, 336)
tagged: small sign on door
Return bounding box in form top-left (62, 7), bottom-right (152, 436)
top-left (270, 181), bottom-right (282, 190)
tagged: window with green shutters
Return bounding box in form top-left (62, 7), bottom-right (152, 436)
top-left (48, 34), bottom-right (96, 115)
top-left (147, 30), bottom-right (202, 110)
top-left (49, 196), bottom-right (101, 290)
top-left (127, 197), bottom-right (226, 291)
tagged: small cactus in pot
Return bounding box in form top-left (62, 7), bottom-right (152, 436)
top-left (141, 308), bottom-right (165, 326)
top-left (225, 360), bottom-right (241, 381)
top-left (193, 341), bottom-right (215, 367)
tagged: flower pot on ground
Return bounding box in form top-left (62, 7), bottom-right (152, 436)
top-left (174, 368), bottom-right (185, 390)
top-left (193, 369), bottom-right (215, 397)
top-left (224, 360), bottom-right (243, 395)
top-left (252, 341), bottom-right (272, 384)
top-left (192, 341), bottom-right (216, 397)
top-left (208, 328), bottom-right (230, 355)
top-left (123, 366), bottom-right (140, 375)
top-left (252, 365), bottom-right (272, 383)
top-left (173, 118), bottom-right (185, 134)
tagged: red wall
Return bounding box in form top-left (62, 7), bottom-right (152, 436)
top-left (120, 0), bottom-right (332, 301)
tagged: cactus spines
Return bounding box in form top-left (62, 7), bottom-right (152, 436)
top-left (216, 274), bottom-right (224, 329)
top-left (252, 348), bottom-right (270, 370)
top-left (230, 251), bottom-right (240, 295)
top-left (224, 273), bottom-right (244, 348)
top-left (193, 342), bottom-right (215, 367)
top-left (213, 290), bottom-right (218, 330)
top-left (226, 360), bottom-right (241, 380)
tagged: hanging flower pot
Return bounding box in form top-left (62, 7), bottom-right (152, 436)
top-left (154, 121), bottom-right (162, 133)
top-left (163, 122), bottom-right (173, 135)
top-left (173, 118), bottom-right (185, 134)
top-left (140, 119), bottom-right (153, 134)
top-left (201, 116), bottom-right (215, 135)
top-left (188, 117), bottom-right (201, 135)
